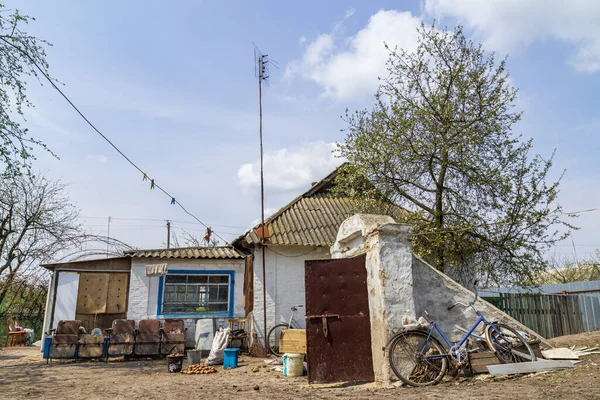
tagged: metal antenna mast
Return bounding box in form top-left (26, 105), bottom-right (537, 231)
top-left (255, 45), bottom-right (270, 351)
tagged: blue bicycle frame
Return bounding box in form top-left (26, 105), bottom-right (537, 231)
top-left (420, 302), bottom-right (507, 362)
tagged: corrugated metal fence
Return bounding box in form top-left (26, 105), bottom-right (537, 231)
top-left (480, 280), bottom-right (600, 338)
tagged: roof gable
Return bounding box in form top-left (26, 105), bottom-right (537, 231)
top-left (237, 164), bottom-right (354, 247)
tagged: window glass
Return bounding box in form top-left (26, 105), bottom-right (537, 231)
top-left (162, 274), bottom-right (230, 314)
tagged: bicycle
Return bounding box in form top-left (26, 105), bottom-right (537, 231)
top-left (267, 305), bottom-right (303, 356)
top-left (385, 292), bottom-right (535, 387)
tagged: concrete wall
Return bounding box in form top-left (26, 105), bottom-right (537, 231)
top-left (331, 214), bottom-right (550, 384)
top-left (252, 245), bottom-right (329, 341)
top-left (127, 258), bottom-right (245, 347)
top-left (412, 255), bottom-right (548, 344)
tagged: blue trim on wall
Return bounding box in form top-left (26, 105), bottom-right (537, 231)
top-left (157, 269), bottom-right (235, 318)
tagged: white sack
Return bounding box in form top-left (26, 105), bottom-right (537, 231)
top-left (205, 327), bottom-right (230, 365)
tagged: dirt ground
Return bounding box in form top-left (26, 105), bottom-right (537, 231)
top-left (1, 331), bottom-right (599, 400)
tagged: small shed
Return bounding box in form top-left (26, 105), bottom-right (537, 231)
top-left (41, 257), bottom-right (131, 338)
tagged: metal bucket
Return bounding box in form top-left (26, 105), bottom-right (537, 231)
top-left (187, 349), bottom-right (201, 365)
top-left (167, 355), bottom-right (184, 373)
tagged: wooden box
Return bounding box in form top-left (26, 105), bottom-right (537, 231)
top-left (469, 351), bottom-right (501, 374)
top-left (279, 329), bottom-right (307, 354)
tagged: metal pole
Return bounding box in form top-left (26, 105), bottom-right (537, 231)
top-left (106, 216), bottom-right (111, 257)
top-left (166, 220), bottom-right (171, 249)
top-left (259, 55), bottom-right (268, 350)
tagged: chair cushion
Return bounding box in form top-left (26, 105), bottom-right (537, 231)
top-left (112, 319), bottom-right (135, 334)
top-left (163, 319), bottom-right (184, 333)
top-left (56, 320), bottom-right (82, 335)
top-left (138, 319), bottom-right (160, 334)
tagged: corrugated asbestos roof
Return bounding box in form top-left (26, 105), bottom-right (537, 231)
top-left (240, 164), bottom-right (355, 247)
top-left (125, 246), bottom-right (244, 259)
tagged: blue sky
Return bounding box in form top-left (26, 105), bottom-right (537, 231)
top-left (9, 1), bottom-right (600, 259)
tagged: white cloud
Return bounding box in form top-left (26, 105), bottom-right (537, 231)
top-left (85, 154), bottom-right (108, 163)
top-left (285, 10), bottom-right (422, 100)
top-left (425, 0), bottom-right (600, 73)
top-left (237, 141), bottom-right (344, 191)
top-left (298, 36), bottom-right (307, 45)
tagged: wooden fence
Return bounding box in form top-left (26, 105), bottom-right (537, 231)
top-left (485, 293), bottom-right (584, 339)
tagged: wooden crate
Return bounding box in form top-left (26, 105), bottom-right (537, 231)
top-left (469, 351), bottom-right (501, 374)
top-left (279, 329), bottom-right (306, 354)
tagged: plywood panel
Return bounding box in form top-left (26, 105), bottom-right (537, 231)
top-left (106, 273), bottom-right (129, 314)
top-left (77, 273), bottom-right (109, 314)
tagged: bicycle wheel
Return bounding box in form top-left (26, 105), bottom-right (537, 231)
top-left (267, 323), bottom-right (290, 357)
top-left (388, 330), bottom-right (449, 387)
top-left (485, 323), bottom-right (536, 363)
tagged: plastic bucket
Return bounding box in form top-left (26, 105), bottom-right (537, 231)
top-left (283, 353), bottom-right (304, 377)
top-left (187, 349), bottom-right (202, 365)
top-left (167, 355), bottom-right (184, 373)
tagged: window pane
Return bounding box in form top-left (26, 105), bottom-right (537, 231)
top-left (188, 275), bottom-right (208, 284)
top-left (186, 286), bottom-right (199, 302)
top-left (166, 275), bottom-right (186, 284)
top-left (209, 286), bottom-right (218, 301)
top-left (213, 303), bottom-right (228, 312)
top-left (209, 275), bottom-right (229, 284)
top-left (218, 286), bottom-right (228, 302)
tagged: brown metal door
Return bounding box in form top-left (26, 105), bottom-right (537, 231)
top-left (305, 255), bottom-right (374, 384)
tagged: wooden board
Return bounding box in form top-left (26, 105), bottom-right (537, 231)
top-left (77, 273), bottom-right (109, 314)
top-left (106, 273), bottom-right (129, 314)
top-left (542, 347), bottom-right (580, 360)
top-left (487, 360), bottom-right (574, 376)
top-left (469, 351), bottom-right (500, 374)
top-left (279, 329), bottom-right (307, 354)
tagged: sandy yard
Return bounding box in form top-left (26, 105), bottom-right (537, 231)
top-left (1, 330), bottom-right (599, 400)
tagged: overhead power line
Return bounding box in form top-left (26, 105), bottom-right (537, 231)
top-left (80, 216), bottom-right (247, 230)
top-left (0, 36), bottom-right (231, 246)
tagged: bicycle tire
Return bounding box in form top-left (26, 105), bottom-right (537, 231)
top-left (485, 323), bottom-right (536, 363)
top-left (267, 323), bottom-right (290, 357)
top-left (388, 330), bottom-right (449, 387)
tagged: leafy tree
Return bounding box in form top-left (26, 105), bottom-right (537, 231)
top-left (336, 24), bottom-right (573, 286)
top-left (0, 5), bottom-right (54, 175)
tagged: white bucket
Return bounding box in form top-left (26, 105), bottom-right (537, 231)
top-left (283, 353), bottom-right (304, 377)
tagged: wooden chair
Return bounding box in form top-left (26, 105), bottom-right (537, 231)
top-left (227, 317), bottom-right (249, 352)
top-left (4, 317), bottom-right (27, 346)
top-left (134, 319), bottom-right (161, 356)
top-left (106, 319), bottom-right (136, 358)
top-left (49, 320), bottom-right (81, 359)
top-left (160, 319), bottom-right (186, 355)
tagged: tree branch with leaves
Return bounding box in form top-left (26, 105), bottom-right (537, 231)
top-left (336, 24), bottom-right (574, 286)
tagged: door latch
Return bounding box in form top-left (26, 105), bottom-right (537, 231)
top-left (307, 314), bottom-right (340, 337)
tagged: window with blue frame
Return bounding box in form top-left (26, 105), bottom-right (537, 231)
top-left (162, 274), bottom-right (230, 314)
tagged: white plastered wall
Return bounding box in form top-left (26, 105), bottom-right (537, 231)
top-left (252, 245), bottom-right (329, 342)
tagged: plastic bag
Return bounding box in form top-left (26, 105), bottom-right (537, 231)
top-left (205, 327), bottom-right (230, 365)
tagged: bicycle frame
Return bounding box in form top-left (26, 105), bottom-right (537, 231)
top-left (420, 303), bottom-right (513, 362)
top-left (429, 314), bottom-right (489, 351)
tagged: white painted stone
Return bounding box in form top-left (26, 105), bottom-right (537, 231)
top-left (331, 214), bottom-right (395, 259)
